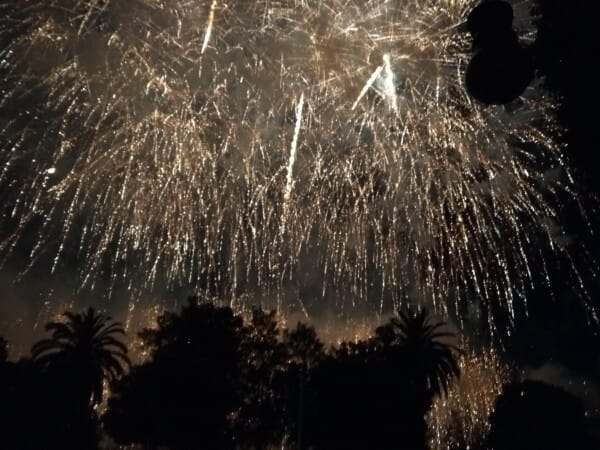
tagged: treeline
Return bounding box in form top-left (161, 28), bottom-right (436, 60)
top-left (0, 297), bottom-right (595, 450)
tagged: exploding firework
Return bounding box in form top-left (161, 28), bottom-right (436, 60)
top-left (428, 347), bottom-right (511, 450)
top-left (0, 1), bottom-right (591, 324)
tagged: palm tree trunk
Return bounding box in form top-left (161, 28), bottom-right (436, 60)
top-left (296, 366), bottom-right (305, 450)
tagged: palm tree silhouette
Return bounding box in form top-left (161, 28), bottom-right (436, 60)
top-left (377, 308), bottom-right (460, 398)
top-left (375, 308), bottom-right (461, 450)
top-left (32, 307), bottom-right (130, 407)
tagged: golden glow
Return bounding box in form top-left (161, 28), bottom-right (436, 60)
top-left (428, 347), bottom-right (511, 450)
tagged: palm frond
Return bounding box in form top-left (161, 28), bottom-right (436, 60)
top-left (31, 307), bottom-right (131, 407)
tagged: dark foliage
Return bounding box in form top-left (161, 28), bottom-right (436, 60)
top-left (234, 308), bottom-right (288, 449)
top-left (0, 310), bottom-right (129, 450)
top-left (4, 301), bottom-right (596, 450)
top-left (302, 308), bottom-right (460, 450)
top-left (0, 336), bottom-right (7, 362)
top-left (105, 297), bottom-right (245, 450)
top-left (103, 302), bottom-right (460, 450)
top-left (377, 308), bottom-right (461, 400)
top-left (31, 307), bottom-right (130, 407)
top-left (486, 380), bottom-right (594, 450)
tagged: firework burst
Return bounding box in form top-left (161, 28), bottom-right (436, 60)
top-left (0, 1), bottom-right (591, 325)
top-left (428, 347), bottom-right (511, 450)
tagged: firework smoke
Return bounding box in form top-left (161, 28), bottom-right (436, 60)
top-left (0, 1), bottom-right (593, 326)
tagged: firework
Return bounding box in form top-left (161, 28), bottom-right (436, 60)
top-left (0, 1), bottom-right (592, 324)
top-left (428, 347), bottom-right (511, 450)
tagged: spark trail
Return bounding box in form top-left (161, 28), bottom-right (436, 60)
top-left (352, 64), bottom-right (383, 111)
top-left (201, 0), bottom-right (218, 54)
top-left (0, 0), bottom-right (594, 328)
top-left (282, 92), bottom-right (305, 232)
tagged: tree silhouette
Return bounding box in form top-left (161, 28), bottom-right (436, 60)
top-left (376, 308), bottom-right (461, 399)
top-left (31, 307), bottom-right (130, 408)
top-left (234, 308), bottom-right (288, 449)
top-left (308, 339), bottom-right (381, 450)
top-left (0, 357), bottom-right (51, 450)
top-left (0, 310), bottom-right (131, 450)
top-left (284, 322), bottom-right (325, 369)
top-left (486, 380), bottom-right (593, 450)
top-left (374, 308), bottom-right (461, 450)
top-left (0, 335), bottom-right (7, 363)
top-left (282, 322), bottom-right (325, 449)
top-left (22, 308), bottom-right (130, 450)
top-left (0, 335), bottom-right (43, 449)
top-left (102, 300), bottom-right (465, 450)
top-left (105, 297), bottom-right (245, 450)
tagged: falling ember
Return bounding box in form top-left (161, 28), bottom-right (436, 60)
top-left (0, 1), bottom-right (595, 328)
top-left (201, 0), bottom-right (218, 55)
top-left (428, 347), bottom-right (511, 450)
top-left (282, 92), bottom-right (305, 232)
top-left (352, 64), bottom-right (384, 111)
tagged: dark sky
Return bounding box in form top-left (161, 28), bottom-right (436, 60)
top-left (509, 0), bottom-right (600, 376)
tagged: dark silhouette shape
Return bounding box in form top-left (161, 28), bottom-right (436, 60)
top-left (377, 308), bottom-right (461, 399)
top-left (0, 357), bottom-right (53, 450)
top-left (377, 308), bottom-right (461, 450)
top-left (23, 308), bottom-right (130, 450)
top-left (0, 335), bottom-right (7, 363)
top-left (234, 308), bottom-right (288, 449)
top-left (0, 311), bottom-right (129, 450)
top-left (101, 300), bottom-right (462, 450)
top-left (283, 322), bottom-right (325, 369)
top-left (308, 308), bottom-right (460, 450)
top-left (105, 297), bottom-right (245, 450)
top-left (103, 363), bottom-right (168, 448)
top-left (307, 339), bottom-right (385, 450)
top-left (486, 380), bottom-right (594, 450)
top-left (282, 322), bottom-right (325, 449)
top-left (465, 0), bottom-right (534, 104)
top-left (32, 307), bottom-right (130, 408)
